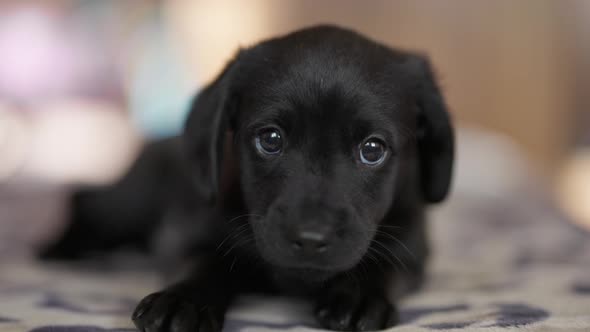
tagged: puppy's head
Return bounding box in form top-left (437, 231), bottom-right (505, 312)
top-left (184, 26), bottom-right (453, 278)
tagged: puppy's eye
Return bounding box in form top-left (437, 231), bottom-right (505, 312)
top-left (359, 138), bottom-right (387, 166)
top-left (255, 127), bottom-right (283, 155)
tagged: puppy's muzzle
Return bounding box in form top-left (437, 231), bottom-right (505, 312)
top-left (258, 199), bottom-right (367, 271)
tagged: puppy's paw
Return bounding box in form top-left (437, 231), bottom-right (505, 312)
top-left (315, 294), bottom-right (398, 331)
top-left (132, 291), bottom-right (223, 332)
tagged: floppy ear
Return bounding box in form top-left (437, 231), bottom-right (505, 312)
top-left (405, 55), bottom-right (455, 203)
top-left (183, 55), bottom-right (241, 203)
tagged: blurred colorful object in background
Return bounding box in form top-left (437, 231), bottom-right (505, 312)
top-left (0, 3), bottom-right (124, 105)
top-left (0, 105), bottom-right (28, 181)
top-left (0, 1), bottom-right (132, 185)
top-left (0, 1), bottom-right (198, 186)
top-left (559, 150), bottom-right (590, 229)
top-left (127, 10), bottom-right (195, 138)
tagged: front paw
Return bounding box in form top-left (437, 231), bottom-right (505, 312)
top-left (315, 294), bottom-right (398, 331)
top-left (132, 291), bottom-right (223, 332)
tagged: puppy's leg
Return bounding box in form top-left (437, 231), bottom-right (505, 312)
top-left (40, 183), bottom-right (160, 260)
top-left (40, 139), bottom-right (179, 259)
top-left (314, 276), bottom-right (398, 331)
top-left (132, 254), bottom-right (234, 332)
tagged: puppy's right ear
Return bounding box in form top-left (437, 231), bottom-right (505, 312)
top-left (402, 54), bottom-right (454, 204)
top-left (183, 54), bottom-right (242, 202)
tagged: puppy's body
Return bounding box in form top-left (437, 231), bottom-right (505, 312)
top-left (43, 26), bottom-right (453, 331)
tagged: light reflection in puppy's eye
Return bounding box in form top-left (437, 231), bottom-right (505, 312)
top-left (255, 127), bottom-right (283, 155)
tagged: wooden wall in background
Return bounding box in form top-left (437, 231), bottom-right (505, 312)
top-left (167, 0), bottom-right (589, 180)
top-left (570, 1), bottom-right (590, 147)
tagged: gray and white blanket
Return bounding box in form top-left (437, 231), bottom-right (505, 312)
top-left (1, 129), bottom-right (589, 331)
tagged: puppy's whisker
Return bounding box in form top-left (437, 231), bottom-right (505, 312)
top-left (371, 240), bottom-right (408, 272)
top-left (368, 252), bottom-right (387, 275)
top-left (363, 249), bottom-right (382, 270)
top-left (229, 257), bottom-right (238, 272)
top-left (222, 242), bottom-right (241, 258)
top-left (367, 246), bottom-right (396, 272)
top-left (226, 214), bottom-right (263, 224)
top-left (222, 234), bottom-right (256, 258)
top-left (375, 230), bottom-right (416, 260)
top-left (374, 241), bottom-right (407, 271)
top-left (217, 222), bottom-right (249, 248)
top-left (217, 225), bottom-right (251, 252)
top-left (216, 228), bottom-right (247, 252)
top-left (234, 236), bottom-right (256, 251)
top-left (357, 259), bottom-right (371, 283)
top-left (364, 250), bottom-right (379, 264)
top-left (377, 225), bottom-right (403, 230)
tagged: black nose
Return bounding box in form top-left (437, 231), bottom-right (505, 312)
top-left (291, 231), bottom-right (329, 254)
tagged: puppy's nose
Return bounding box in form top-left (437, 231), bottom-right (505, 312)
top-left (291, 230), bottom-right (329, 254)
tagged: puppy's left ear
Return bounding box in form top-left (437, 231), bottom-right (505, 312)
top-left (405, 55), bottom-right (455, 203)
top-left (182, 53), bottom-right (242, 202)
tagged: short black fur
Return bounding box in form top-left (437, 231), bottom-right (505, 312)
top-left (42, 25), bottom-right (454, 331)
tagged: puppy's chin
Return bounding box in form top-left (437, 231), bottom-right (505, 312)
top-left (259, 251), bottom-right (364, 282)
top-left (274, 266), bottom-right (341, 283)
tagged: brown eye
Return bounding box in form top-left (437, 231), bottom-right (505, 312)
top-left (255, 127), bottom-right (283, 155)
top-left (360, 138), bottom-right (387, 165)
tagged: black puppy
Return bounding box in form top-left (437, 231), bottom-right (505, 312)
top-left (42, 25), bottom-right (454, 331)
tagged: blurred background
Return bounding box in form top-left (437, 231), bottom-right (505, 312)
top-left (1, 0), bottom-right (589, 256)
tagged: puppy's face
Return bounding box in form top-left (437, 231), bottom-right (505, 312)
top-left (236, 64), bottom-right (413, 276)
top-left (184, 26), bottom-right (453, 279)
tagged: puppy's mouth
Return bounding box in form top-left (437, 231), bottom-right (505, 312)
top-left (275, 262), bottom-right (352, 273)
top-left (260, 250), bottom-right (363, 279)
